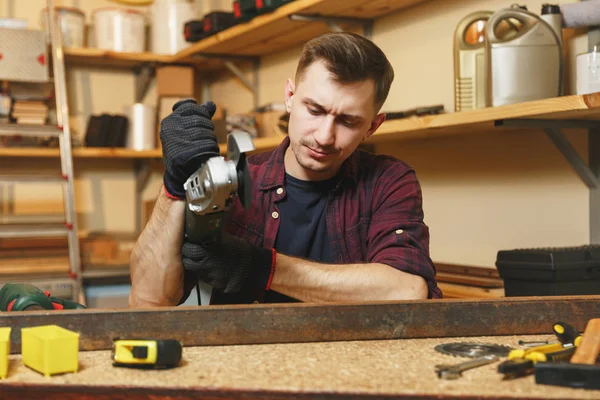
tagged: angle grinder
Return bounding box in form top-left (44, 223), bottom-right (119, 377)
top-left (182, 116), bottom-right (255, 305)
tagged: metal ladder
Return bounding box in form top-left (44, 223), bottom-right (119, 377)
top-left (0, 0), bottom-right (83, 304)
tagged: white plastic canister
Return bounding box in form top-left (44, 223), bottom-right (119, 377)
top-left (150, 0), bottom-right (196, 55)
top-left (92, 8), bottom-right (146, 53)
top-left (125, 104), bottom-right (156, 151)
top-left (576, 50), bottom-right (600, 95)
top-left (40, 7), bottom-right (86, 48)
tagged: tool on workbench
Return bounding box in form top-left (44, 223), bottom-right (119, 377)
top-left (519, 340), bottom-right (551, 348)
top-left (112, 338), bottom-right (183, 369)
top-left (498, 322), bottom-right (582, 378)
top-left (178, 99), bottom-right (255, 305)
top-left (535, 318), bottom-right (600, 389)
top-left (498, 342), bottom-right (578, 377)
top-left (434, 342), bottom-right (512, 358)
top-left (435, 355), bottom-right (499, 380)
top-left (0, 283), bottom-right (85, 311)
top-left (553, 321), bottom-right (581, 344)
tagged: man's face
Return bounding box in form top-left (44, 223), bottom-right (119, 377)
top-left (284, 61), bottom-right (386, 181)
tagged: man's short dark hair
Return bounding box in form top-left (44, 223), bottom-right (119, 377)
top-left (295, 32), bottom-right (395, 111)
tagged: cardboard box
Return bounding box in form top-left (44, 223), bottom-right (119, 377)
top-left (156, 66), bottom-right (195, 98)
top-left (0, 28), bottom-right (49, 83)
top-left (253, 111), bottom-right (287, 138)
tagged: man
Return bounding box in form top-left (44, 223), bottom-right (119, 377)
top-left (129, 32), bottom-right (442, 307)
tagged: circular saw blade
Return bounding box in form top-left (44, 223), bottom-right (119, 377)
top-left (435, 342), bottom-right (512, 358)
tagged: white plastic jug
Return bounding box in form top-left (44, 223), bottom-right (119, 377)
top-left (484, 5), bottom-right (562, 107)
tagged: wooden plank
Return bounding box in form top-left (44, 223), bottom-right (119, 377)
top-left (371, 92), bottom-right (600, 143)
top-left (435, 262), bottom-right (500, 278)
top-left (1, 296), bottom-right (599, 354)
top-left (64, 48), bottom-right (172, 69)
top-left (0, 256), bottom-right (69, 275)
top-left (438, 282), bottom-right (504, 299)
top-left (342, 0), bottom-right (430, 18)
top-left (0, 147), bottom-right (163, 159)
top-left (64, 48), bottom-right (224, 72)
top-left (435, 272), bottom-right (503, 289)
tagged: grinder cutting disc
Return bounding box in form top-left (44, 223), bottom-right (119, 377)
top-left (227, 131), bottom-right (255, 209)
top-left (435, 342), bottom-right (512, 358)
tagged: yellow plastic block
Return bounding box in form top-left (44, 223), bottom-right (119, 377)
top-left (21, 325), bottom-right (79, 377)
top-left (0, 327), bottom-right (11, 379)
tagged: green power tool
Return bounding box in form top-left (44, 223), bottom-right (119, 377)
top-left (0, 283), bottom-right (85, 311)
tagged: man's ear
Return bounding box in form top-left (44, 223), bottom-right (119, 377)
top-left (365, 113), bottom-right (386, 140)
top-left (285, 78), bottom-right (295, 113)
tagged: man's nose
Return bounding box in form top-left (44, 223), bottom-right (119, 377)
top-left (313, 116), bottom-right (335, 147)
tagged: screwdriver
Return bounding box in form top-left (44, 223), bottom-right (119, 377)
top-left (499, 322), bottom-right (581, 377)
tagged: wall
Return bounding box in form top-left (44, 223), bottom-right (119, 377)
top-left (1, 0), bottom-right (591, 269)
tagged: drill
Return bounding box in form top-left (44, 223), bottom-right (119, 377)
top-left (0, 283), bottom-right (85, 311)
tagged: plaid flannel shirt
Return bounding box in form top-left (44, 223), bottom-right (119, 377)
top-left (184, 136), bottom-right (442, 304)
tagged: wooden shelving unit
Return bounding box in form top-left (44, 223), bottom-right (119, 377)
top-left (2, 93), bottom-right (600, 159)
top-left (173, 0), bottom-right (432, 60)
top-left (60, 0), bottom-right (432, 70)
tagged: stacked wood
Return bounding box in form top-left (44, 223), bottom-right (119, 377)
top-left (435, 262), bottom-right (505, 299)
top-left (0, 232), bottom-right (136, 278)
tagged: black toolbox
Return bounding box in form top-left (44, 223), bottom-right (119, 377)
top-left (234, 0), bottom-right (293, 22)
top-left (234, 0), bottom-right (258, 22)
top-left (495, 245), bottom-right (600, 296)
top-left (184, 12), bottom-right (237, 42)
top-left (256, 0), bottom-right (294, 14)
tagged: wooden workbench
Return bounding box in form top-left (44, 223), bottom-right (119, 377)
top-left (1, 297), bottom-right (599, 399)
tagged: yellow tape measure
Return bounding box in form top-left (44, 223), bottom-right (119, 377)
top-left (112, 338), bottom-right (183, 369)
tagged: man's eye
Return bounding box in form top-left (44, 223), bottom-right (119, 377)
top-left (308, 108), bottom-right (321, 115)
top-left (340, 120), bottom-right (356, 128)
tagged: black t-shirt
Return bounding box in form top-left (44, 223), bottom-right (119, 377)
top-left (266, 173), bottom-right (337, 303)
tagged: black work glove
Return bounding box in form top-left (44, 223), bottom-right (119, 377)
top-left (160, 99), bottom-right (221, 199)
top-left (181, 233), bottom-right (275, 294)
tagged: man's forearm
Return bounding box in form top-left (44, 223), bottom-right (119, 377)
top-left (270, 254), bottom-right (429, 303)
top-left (129, 186), bottom-right (186, 307)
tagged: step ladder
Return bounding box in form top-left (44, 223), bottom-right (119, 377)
top-left (0, 0), bottom-right (83, 304)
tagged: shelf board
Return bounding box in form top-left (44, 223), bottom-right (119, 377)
top-left (0, 147), bottom-right (163, 159)
top-left (369, 92), bottom-right (600, 144)
top-left (2, 94), bottom-right (599, 159)
top-left (248, 93), bottom-right (600, 153)
top-left (173, 0), bottom-right (432, 61)
top-left (0, 124), bottom-right (61, 138)
top-left (63, 48), bottom-right (224, 71)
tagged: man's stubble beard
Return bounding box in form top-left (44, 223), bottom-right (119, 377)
top-left (291, 139), bottom-right (334, 173)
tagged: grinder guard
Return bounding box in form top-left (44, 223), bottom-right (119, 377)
top-left (183, 131), bottom-right (255, 246)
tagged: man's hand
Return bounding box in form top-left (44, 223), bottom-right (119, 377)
top-left (160, 99), bottom-right (221, 199)
top-left (181, 233), bottom-right (275, 293)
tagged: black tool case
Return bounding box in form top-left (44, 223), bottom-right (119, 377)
top-left (256, 0), bottom-right (294, 13)
top-left (496, 245), bottom-right (600, 296)
top-left (184, 12), bottom-right (237, 42)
